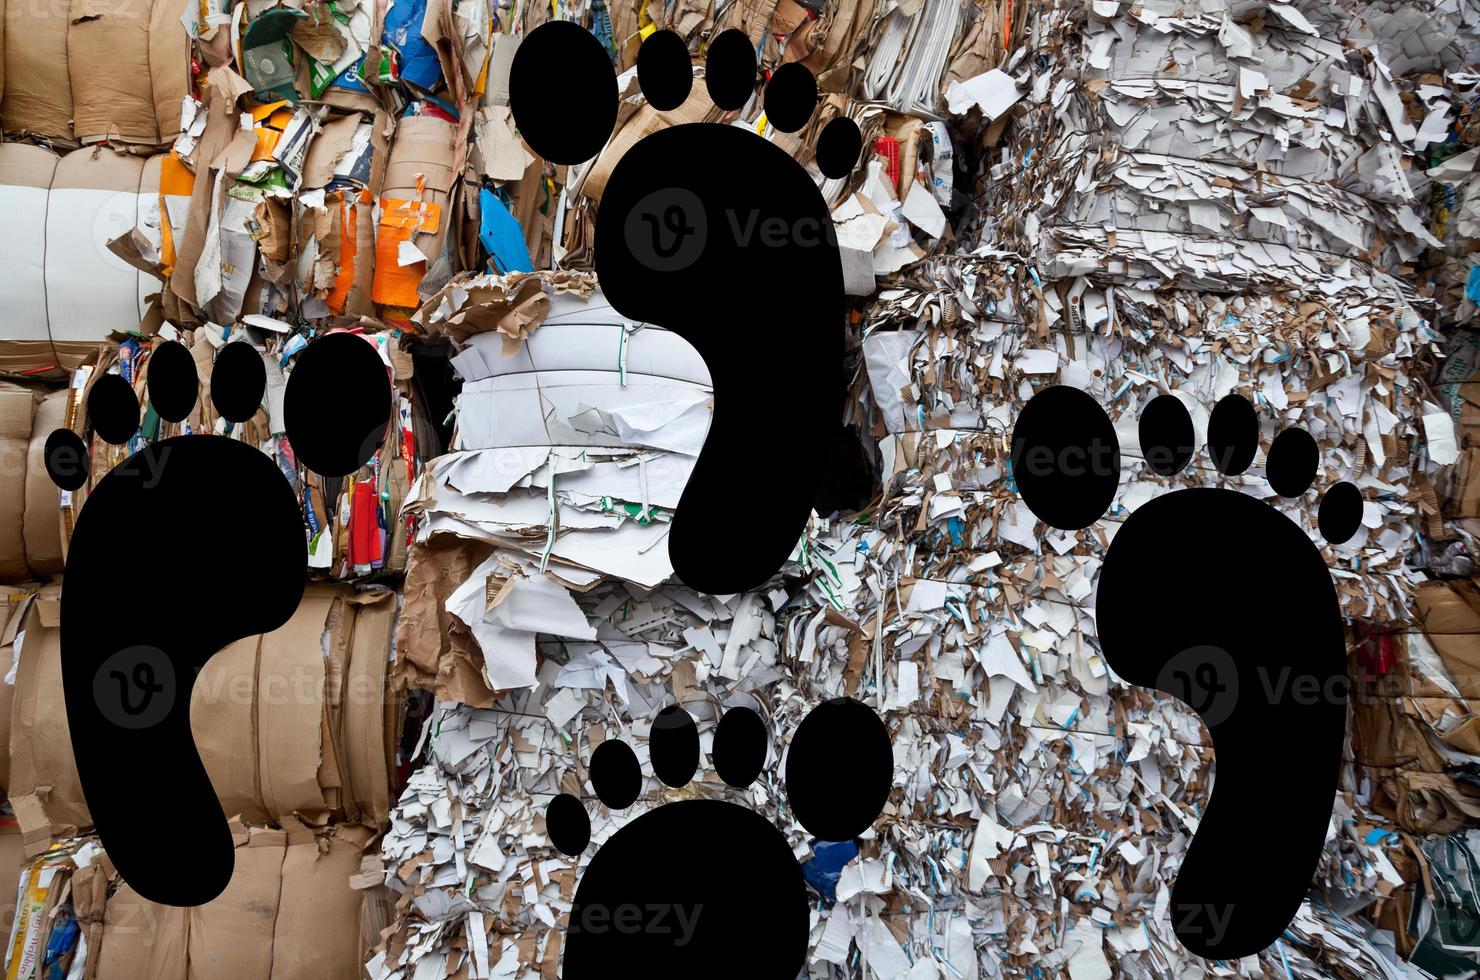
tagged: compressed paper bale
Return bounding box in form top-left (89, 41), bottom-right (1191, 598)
top-left (1, 0), bottom-right (73, 138)
top-left (7, 606), bottom-right (91, 835)
top-left (23, 388), bottom-right (70, 579)
top-left (148, 0), bottom-right (192, 142)
top-left (189, 636), bottom-right (269, 825)
top-left (0, 594), bottom-right (37, 798)
top-left (135, 152), bottom-right (166, 275)
top-left (185, 827), bottom-right (284, 980)
top-left (0, 820), bottom-right (23, 944)
top-left (45, 149), bottom-right (157, 340)
top-left (269, 825), bottom-right (374, 980)
top-left (0, 145), bottom-right (60, 344)
top-left (256, 590), bottom-right (335, 821)
top-left (2, 582), bottom-right (377, 849)
top-left (0, 384), bottom-right (36, 583)
top-left (68, 0), bottom-right (157, 144)
top-left (343, 591), bottom-right (394, 825)
top-left (93, 881), bottom-right (189, 980)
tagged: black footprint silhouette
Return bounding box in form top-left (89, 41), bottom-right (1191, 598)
top-left (546, 697), bottom-right (892, 977)
top-left (510, 24), bottom-right (864, 595)
top-left (51, 332), bottom-right (391, 906)
top-left (1012, 386), bottom-right (1361, 959)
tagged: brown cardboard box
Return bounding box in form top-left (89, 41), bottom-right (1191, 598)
top-left (0, 384), bottom-right (37, 583)
top-left (1, 0), bottom-right (74, 138)
top-left (24, 388), bottom-right (69, 579)
top-left (68, 0), bottom-right (158, 144)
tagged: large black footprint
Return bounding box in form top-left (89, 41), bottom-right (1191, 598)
top-left (546, 697), bottom-right (892, 977)
top-left (1012, 387), bottom-right (1359, 958)
top-left (510, 24), bottom-right (865, 595)
top-left (48, 332), bottom-right (391, 906)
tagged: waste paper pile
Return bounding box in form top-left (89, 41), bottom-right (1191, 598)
top-left (1, 0), bottom-right (1479, 977)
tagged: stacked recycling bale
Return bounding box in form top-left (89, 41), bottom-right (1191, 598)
top-left (923, 0), bottom-right (1468, 971)
top-left (0, 582), bottom-right (400, 978)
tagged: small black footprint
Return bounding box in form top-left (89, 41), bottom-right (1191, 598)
top-left (510, 24), bottom-right (865, 596)
top-left (547, 697), bottom-right (893, 977)
top-left (1012, 386), bottom-right (1358, 959)
top-left (51, 332), bottom-right (391, 906)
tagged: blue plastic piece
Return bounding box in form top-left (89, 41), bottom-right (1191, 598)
top-left (383, 0), bottom-right (443, 92)
top-left (801, 838), bottom-right (859, 903)
top-left (479, 188), bottom-right (534, 274)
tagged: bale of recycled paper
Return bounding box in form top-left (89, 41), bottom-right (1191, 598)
top-left (88, 828), bottom-right (285, 980)
top-left (46, 148), bottom-right (159, 337)
top-left (0, 144), bottom-right (169, 343)
top-left (184, 825), bottom-right (285, 980)
top-left (340, 591), bottom-right (397, 826)
top-left (1415, 579), bottom-right (1480, 701)
top-left (0, 384), bottom-right (37, 583)
top-left (7, 587), bottom-right (91, 845)
top-left (0, 0), bottom-right (74, 139)
top-left (270, 823), bottom-right (376, 980)
top-left (0, 145), bottom-right (60, 340)
top-left (92, 822), bottom-right (372, 980)
top-left (148, 0), bottom-right (193, 143)
top-left (0, 819), bottom-right (23, 944)
top-left (67, 0), bottom-right (158, 144)
top-left (0, 591), bottom-right (36, 797)
top-left (23, 388), bottom-right (70, 580)
top-left (192, 585), bottom-right (398, 827)
top-left (9, 584), bottom-right (398, 852)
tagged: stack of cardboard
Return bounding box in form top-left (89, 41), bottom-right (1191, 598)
top-left (0, 821), bottom-right (376, 980)
top-left (1, 584), bottom-right (399, 850)
top-left (0, 580), bottom-right (400, 978)
top-left (0, 385), bottom-right (69, 586)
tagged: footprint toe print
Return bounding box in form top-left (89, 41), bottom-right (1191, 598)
top-left (52, 333), bottom-right (391, 906)
top-left (547, 697), bottom-right (892, 977)
top-left (1012, 387), bottom-right (1356, 958)
top-left (511, 25), bottom-right (865, 596)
